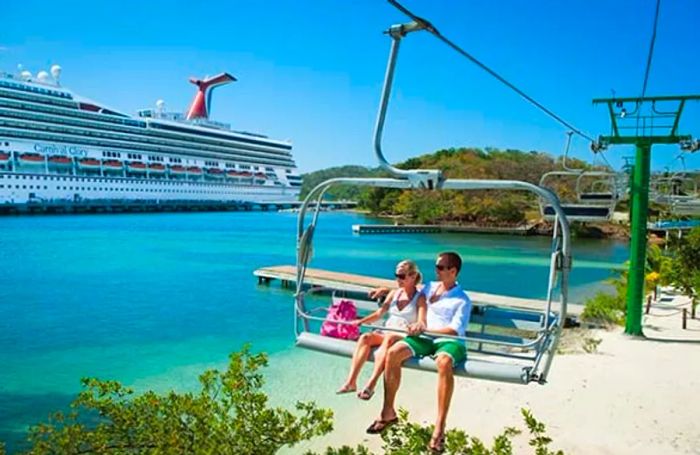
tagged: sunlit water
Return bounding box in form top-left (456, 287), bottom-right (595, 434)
top-left (0, 212), bottom-right (628, 451)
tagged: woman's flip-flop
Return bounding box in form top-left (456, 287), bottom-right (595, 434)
top-left (335, 385), bottom-right (356, 394)
top-left (357, 388), bottom-right (375, 400)
top-left (365, 417), bottom-right (398, 434)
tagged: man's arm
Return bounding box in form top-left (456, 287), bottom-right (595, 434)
top-left (354, 290), bottom-right (395, 326)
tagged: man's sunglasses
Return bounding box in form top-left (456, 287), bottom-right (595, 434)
top-left (435, 264), bottom-right (452, 271)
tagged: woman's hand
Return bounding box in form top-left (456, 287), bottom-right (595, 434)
top-left (350, 319), bottom-right (363, 327)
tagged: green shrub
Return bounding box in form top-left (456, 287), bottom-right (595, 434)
top-left (581, 291), bottom-right (625, 325)
top-left (310, 408), bottom-right (563, 455)
top-left (19, 346), bottom-right (333, 454)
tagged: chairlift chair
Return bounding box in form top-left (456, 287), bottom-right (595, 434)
top-left (292, 18), bottom-right (573, 385)
top-left (539, 170), bottom-right (616, 222)
top-left (651, 173), bottom-right (699, 206)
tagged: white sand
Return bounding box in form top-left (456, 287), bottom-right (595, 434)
top-left (291, 292), bottom-right (700, 454)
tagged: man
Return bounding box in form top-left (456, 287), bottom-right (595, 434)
top-left (366, 251), bottom-right (471, 453)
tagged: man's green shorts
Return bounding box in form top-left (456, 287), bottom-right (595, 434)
top-left (400, 336), bottom-right (467, 364)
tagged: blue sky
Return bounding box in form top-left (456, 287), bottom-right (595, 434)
top-left (2, 0), bottom-right (700, 173)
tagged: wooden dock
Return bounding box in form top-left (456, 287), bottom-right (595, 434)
top-left (352, 224), bottom-right (535, 235)
top-left (254, 265), bottom-right (582, 318)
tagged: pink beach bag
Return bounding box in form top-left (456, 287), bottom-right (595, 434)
top-left (320, 299), bottom-right (360, 340)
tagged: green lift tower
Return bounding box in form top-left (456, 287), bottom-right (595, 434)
top-left (592, 95), bottom-right (700, 336)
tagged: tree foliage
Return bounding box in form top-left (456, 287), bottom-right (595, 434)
top-left (309, 408), bottom-right (564, 455)
top-left (9, 345), bottom-right (567, 455)
top-left (20, 346), bottom-right (333, 454)
top-left (302, 147), bottom-right (602, 225)
top-left (299, 165), bottom-right (384, 201)
top-left (668, 227), bottom-right (700, 308)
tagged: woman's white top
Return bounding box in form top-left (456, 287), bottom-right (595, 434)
top-left (384, 289), bottom-right (420, 330)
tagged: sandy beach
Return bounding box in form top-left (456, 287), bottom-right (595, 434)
top-left (291, 292), bottom-right (700, 454)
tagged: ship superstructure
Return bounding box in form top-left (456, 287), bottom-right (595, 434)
top-left (0, 66), bottom-right (302, 207)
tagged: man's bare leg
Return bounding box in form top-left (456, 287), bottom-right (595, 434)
top-left (379, 342), bottom-right (413, 421)
top-left (433, 354), bottom-right (455, 441)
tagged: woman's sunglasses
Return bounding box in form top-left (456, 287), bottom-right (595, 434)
top-left (394, 273), bottom-right (409, 280)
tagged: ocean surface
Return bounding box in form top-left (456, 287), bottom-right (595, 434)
top-left (0, 211), bottom-right (629, 452)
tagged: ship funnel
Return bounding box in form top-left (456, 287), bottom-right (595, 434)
top-left (185, 72), bottom-right (236, 120)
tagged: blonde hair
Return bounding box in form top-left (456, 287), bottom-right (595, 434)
top-left (397, 259), bottom-right (422, 284)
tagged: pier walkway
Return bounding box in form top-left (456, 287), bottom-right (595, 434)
top-left (352, 223), bottom-right (536, 235)
top-left (254, 265), bottom-right (582, 319)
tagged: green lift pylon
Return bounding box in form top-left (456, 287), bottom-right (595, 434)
top-left (592, 95), bottom-right (700, 336)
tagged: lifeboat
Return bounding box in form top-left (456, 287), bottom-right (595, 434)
top-left (205, 168), bottom-right (224, 179)
top-left (239, 171), bottom-right (252, 178)
top-left (148, 163), bottom-right (166, 173)
top-left (18, 153), bottom-right (44, 164)
top-left (187, 166), bottom-right (202, 175)
top-left (48, 155), bottom-right (72, 166)
top-left (0, 152), bottom-right (11, 163)
top-left (78, 158), bottom-right (101, 169)
top-left (103, 159), bottom-right (124, 172)
top-left (127, 161), bottom-right (147, 173)
top-left (255, 172), bottom-right (267, 179)
top-left (169, 165), bottom-right (186, 175)
top-left (226, 170), bottom-right (240, 179)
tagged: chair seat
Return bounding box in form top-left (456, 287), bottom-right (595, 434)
top-left (295, 332), bottom-right (533, 385)
top-left (543, 204), bottom-right (612, 222)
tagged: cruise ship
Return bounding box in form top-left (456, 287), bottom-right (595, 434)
top-left (0, 66), bottom-right (302, 209)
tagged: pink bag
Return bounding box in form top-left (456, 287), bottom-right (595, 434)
top-left (321, 299), bottom-right (360, 340)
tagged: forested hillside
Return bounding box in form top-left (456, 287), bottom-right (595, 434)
top-left (301, 147), bottom-right (595, 224)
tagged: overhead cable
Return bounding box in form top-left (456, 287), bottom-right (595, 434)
top-left (387, 0), bottom-right (597, 144)
top-left (640, 0), bottom-right (662, 98)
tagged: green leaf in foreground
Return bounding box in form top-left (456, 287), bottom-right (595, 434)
top-left (22, 345), bottom-right (333, 454)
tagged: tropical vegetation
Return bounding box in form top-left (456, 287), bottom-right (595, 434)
top-left (581, 227), bottom-right (700, 325)
top-left (300, 147), bottom-right (596, 225)
top-left (8, 346), bottom-right (564, 455)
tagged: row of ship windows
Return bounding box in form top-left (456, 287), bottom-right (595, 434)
top-left (0, 184), bottom-right (273, 193)
top-left (0, 88), bottom-right (76, 109)
top-left (0, 104), bottom-right (294, 159)
top-left (0, 97), bottom-right (292, 151)
top-left (0, 129), bottom-right (294, 167)
top-left (0, 94), bottom-right (142, 126)
top-left (0, 174), bottom-right (288, 187)
top-left (0, 81), bottom-right (72, 99)
top-left (0, 118), bottom-right (289, 160)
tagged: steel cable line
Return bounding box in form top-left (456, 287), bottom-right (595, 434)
top-left (387, 0), bottom-right (597, 144)
top-left (640, 0), bottom-right (662, 98)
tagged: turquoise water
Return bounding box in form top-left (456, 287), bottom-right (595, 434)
top-left (0, 212), bottom-right (628, 451)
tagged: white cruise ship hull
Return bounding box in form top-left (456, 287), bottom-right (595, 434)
top-left (0, 139), bottom-right (300, 205)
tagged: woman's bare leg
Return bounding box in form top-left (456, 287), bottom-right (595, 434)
top-left (338, 332), bottom-right (384, 392)
top-left (362, 333), bottom-right (404, 393)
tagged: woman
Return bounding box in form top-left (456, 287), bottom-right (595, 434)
top-left (336, 259), bottom-right (426, 400)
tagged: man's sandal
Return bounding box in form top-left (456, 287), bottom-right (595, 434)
top-left (365, 417), bottom-right (398, 434)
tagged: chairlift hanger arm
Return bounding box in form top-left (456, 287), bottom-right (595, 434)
top-left (374, 17), bottom-right (442, 188)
